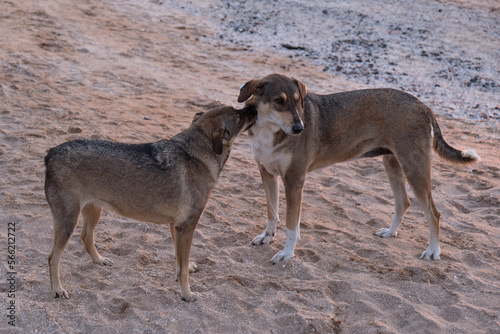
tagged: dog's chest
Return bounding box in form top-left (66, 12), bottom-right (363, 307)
top-left (250, 122), bottom-right (291, 177)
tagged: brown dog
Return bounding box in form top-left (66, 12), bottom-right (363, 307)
top-left (238, 73), bottom-right (480, 263)
top-left (45, 105), bottom-right (256, 302)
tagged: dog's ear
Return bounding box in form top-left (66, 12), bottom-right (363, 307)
top-left (212, 129), bottom-right (224, 155)
top-left (191, 112), bottom-right (204, 124)
top-left (238, 79), bottom-right (263, 103)
top-left (212, 128), bottom-right (231, 154)
top-left (293, 78), bottom-right (307, 108)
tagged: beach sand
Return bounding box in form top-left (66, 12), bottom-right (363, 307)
top-left (0, 0), bottom-right (499, 332)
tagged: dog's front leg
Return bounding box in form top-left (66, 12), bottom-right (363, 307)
top-left (169, 223), bottom-right (198, 274)
top-left (271, 174), bottom-right (305, 263)
top-left (252, 167), bottom-right (279, 245)
top-left (172, 218), bottom-right (200, 302)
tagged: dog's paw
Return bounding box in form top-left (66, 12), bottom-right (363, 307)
top-left (420, 246), bottom-right (441, 260)
top-left (251, 231), bottom-right (275, 245)
top-left (271, 250), bottom-right (294, 264)
top-left (181, 291), bottom-right (201, 303)
top-left (375, 228), bottom-right (397, 238)
top-left (189, 262), bottom-right (198, 273)
top-left (94, 256), bottom-right (113, 266)
top-left (52, 289), bottom-right (69, 299)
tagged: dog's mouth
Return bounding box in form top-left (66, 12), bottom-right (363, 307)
top-left (241, 119), bottom-right (256, 133)
top-left (281, 121), bottom-right (304, 136)
top-left (237, 105), bottom-right (258, 133)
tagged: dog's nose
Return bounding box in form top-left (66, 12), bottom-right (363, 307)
top-left (292, 124), bottom-right (304, 134)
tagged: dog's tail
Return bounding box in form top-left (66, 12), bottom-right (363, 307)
top-left (432, 118), bottom-right (480, 164)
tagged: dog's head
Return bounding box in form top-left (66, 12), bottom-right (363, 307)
top-left (237, 73), bottom-right (307, 135)
top-left (191, 105), bottom-right (257, 155)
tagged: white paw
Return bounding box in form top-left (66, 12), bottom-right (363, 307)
top-left (94, 256), bottom-right (113, 266)
top-left (252, 231), bottom-right (275, 245)
top-left (271, 250), bottom-right (294, 264)
top-left (189, 262), bottom-right (198, 273)
top-left (375, 228), bottom-right (397, 238)
top-left (420, 246), bottom-right (441, 260)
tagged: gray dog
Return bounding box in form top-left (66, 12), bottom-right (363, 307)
top-left (45, 105), bottom-right (256, 302)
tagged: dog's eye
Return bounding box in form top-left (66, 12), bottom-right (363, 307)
top-left (274, 98), bottom-right (284, 105)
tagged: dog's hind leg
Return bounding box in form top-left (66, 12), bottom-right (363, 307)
top-left (376, 155), bottom-right (411, 238)
top-left (408, 176), bottom-right (441, 260)
top-left (47, 193), bottom-right (81, 299)
top-left (399, 151), bottom-right (441, 260)
top-left (81, 203), bottom-right (113, 266)
top-left (252, 167), bottom-right (280, 245)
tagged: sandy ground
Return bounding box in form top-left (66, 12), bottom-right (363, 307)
top-left (0, 0), bottom-right (499, 333)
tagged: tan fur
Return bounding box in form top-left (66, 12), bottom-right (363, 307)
top-left (238, 73), bottom-right (480, 263)
top-left (45, 105), bottom-right (256, 302)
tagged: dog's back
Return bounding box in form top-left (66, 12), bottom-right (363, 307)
top-left (306, 88), bottom-right (479, 165)
top-left (45, 140), bottom-right (158, 177)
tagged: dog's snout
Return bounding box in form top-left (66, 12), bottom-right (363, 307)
top-left (292, 123), bottom-right (304, 134)
top-left (237, 105), bottom-right (257, 132)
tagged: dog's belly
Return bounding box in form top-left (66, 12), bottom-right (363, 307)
top-left (83, 193), bottom-right (182, 225)
top-left (250, 123), bottom-right (291, 177)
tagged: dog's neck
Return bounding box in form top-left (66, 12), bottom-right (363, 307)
top-left (174, 126), bottom-right (231, 176)
top-left (249, 119), bottom-right (289, 148)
